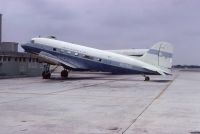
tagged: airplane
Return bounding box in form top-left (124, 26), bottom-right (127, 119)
top-left (21, 37), bottom-right (173, 81)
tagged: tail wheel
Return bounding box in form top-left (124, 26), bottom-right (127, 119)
top-left (144, 76), bottom-right (150, 81)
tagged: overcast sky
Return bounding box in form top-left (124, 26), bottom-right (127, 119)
top-left (0, 0), bottom-right (200, 65)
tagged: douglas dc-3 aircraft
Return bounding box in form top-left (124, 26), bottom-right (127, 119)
top-left (21, 37), bottom-right (173, 81)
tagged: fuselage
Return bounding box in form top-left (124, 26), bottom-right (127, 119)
top-left (22, 38), bottom-right (159, 75)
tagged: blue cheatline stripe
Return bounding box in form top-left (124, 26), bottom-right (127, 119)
top-left (148, 49), bottom-right (173, 58)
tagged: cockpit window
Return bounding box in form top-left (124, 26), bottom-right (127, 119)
top-left (31, 40), bottom-right (35, 44)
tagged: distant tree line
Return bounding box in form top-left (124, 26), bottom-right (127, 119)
top-left (173, 65), bottom-right (200, 68)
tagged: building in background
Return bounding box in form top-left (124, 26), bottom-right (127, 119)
top-left (0, 13), bottom-right (43, 77)
top-left (0, 43), bottom-right (43, 76)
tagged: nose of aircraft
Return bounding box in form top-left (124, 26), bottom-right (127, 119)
top-left (21, 43), bottom-right (32, 53)
top-left (21, 42), bottom-right (41, 54)
top-left (21, 43), bottom-right (28, 50)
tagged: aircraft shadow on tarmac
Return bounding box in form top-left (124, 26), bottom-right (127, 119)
top-left (150, 80), bottom-right (172, 83)
top-left (49, 76), bottom-right (172, 83)
top-left (50, 76), bottom-right (105, 81)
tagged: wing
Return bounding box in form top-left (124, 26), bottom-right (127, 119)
top-left (38, 51), bottom-right (77, 69)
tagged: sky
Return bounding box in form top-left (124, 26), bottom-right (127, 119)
top-left (0, 0), bottom-right (200, 65)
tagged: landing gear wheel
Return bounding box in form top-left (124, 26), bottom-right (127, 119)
top-left (144, 76), bottom-right (150, 81)
top-left (42, 71), bottom-right (51, 79)
top-left (42, 64), bottom-right (51, 79)
top-left (61, 70), bottom-right (68, 79)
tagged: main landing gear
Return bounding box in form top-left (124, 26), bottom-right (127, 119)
top-left (42, 64), bottom-right (69, 79)
top-left (61, 69), bottom-right (68, 79)
top-left (42, 64), bottom-right (51, 79)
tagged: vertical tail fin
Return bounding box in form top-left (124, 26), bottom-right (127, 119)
top-left (140, 42), bottom-right (173, 70)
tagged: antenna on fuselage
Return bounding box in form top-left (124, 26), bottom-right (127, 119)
top-left (47, 36), bottom-right (56, 39)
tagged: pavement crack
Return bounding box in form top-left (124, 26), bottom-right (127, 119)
top-left (122, 74), bottom-right (179, 134)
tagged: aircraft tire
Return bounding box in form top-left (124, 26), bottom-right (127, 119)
top-left (42, 71), bottom-right (51, 79)
top-left (144, 76), bottom-right (150, 81)
top-left (61, 70), bottom-right (68, 79)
